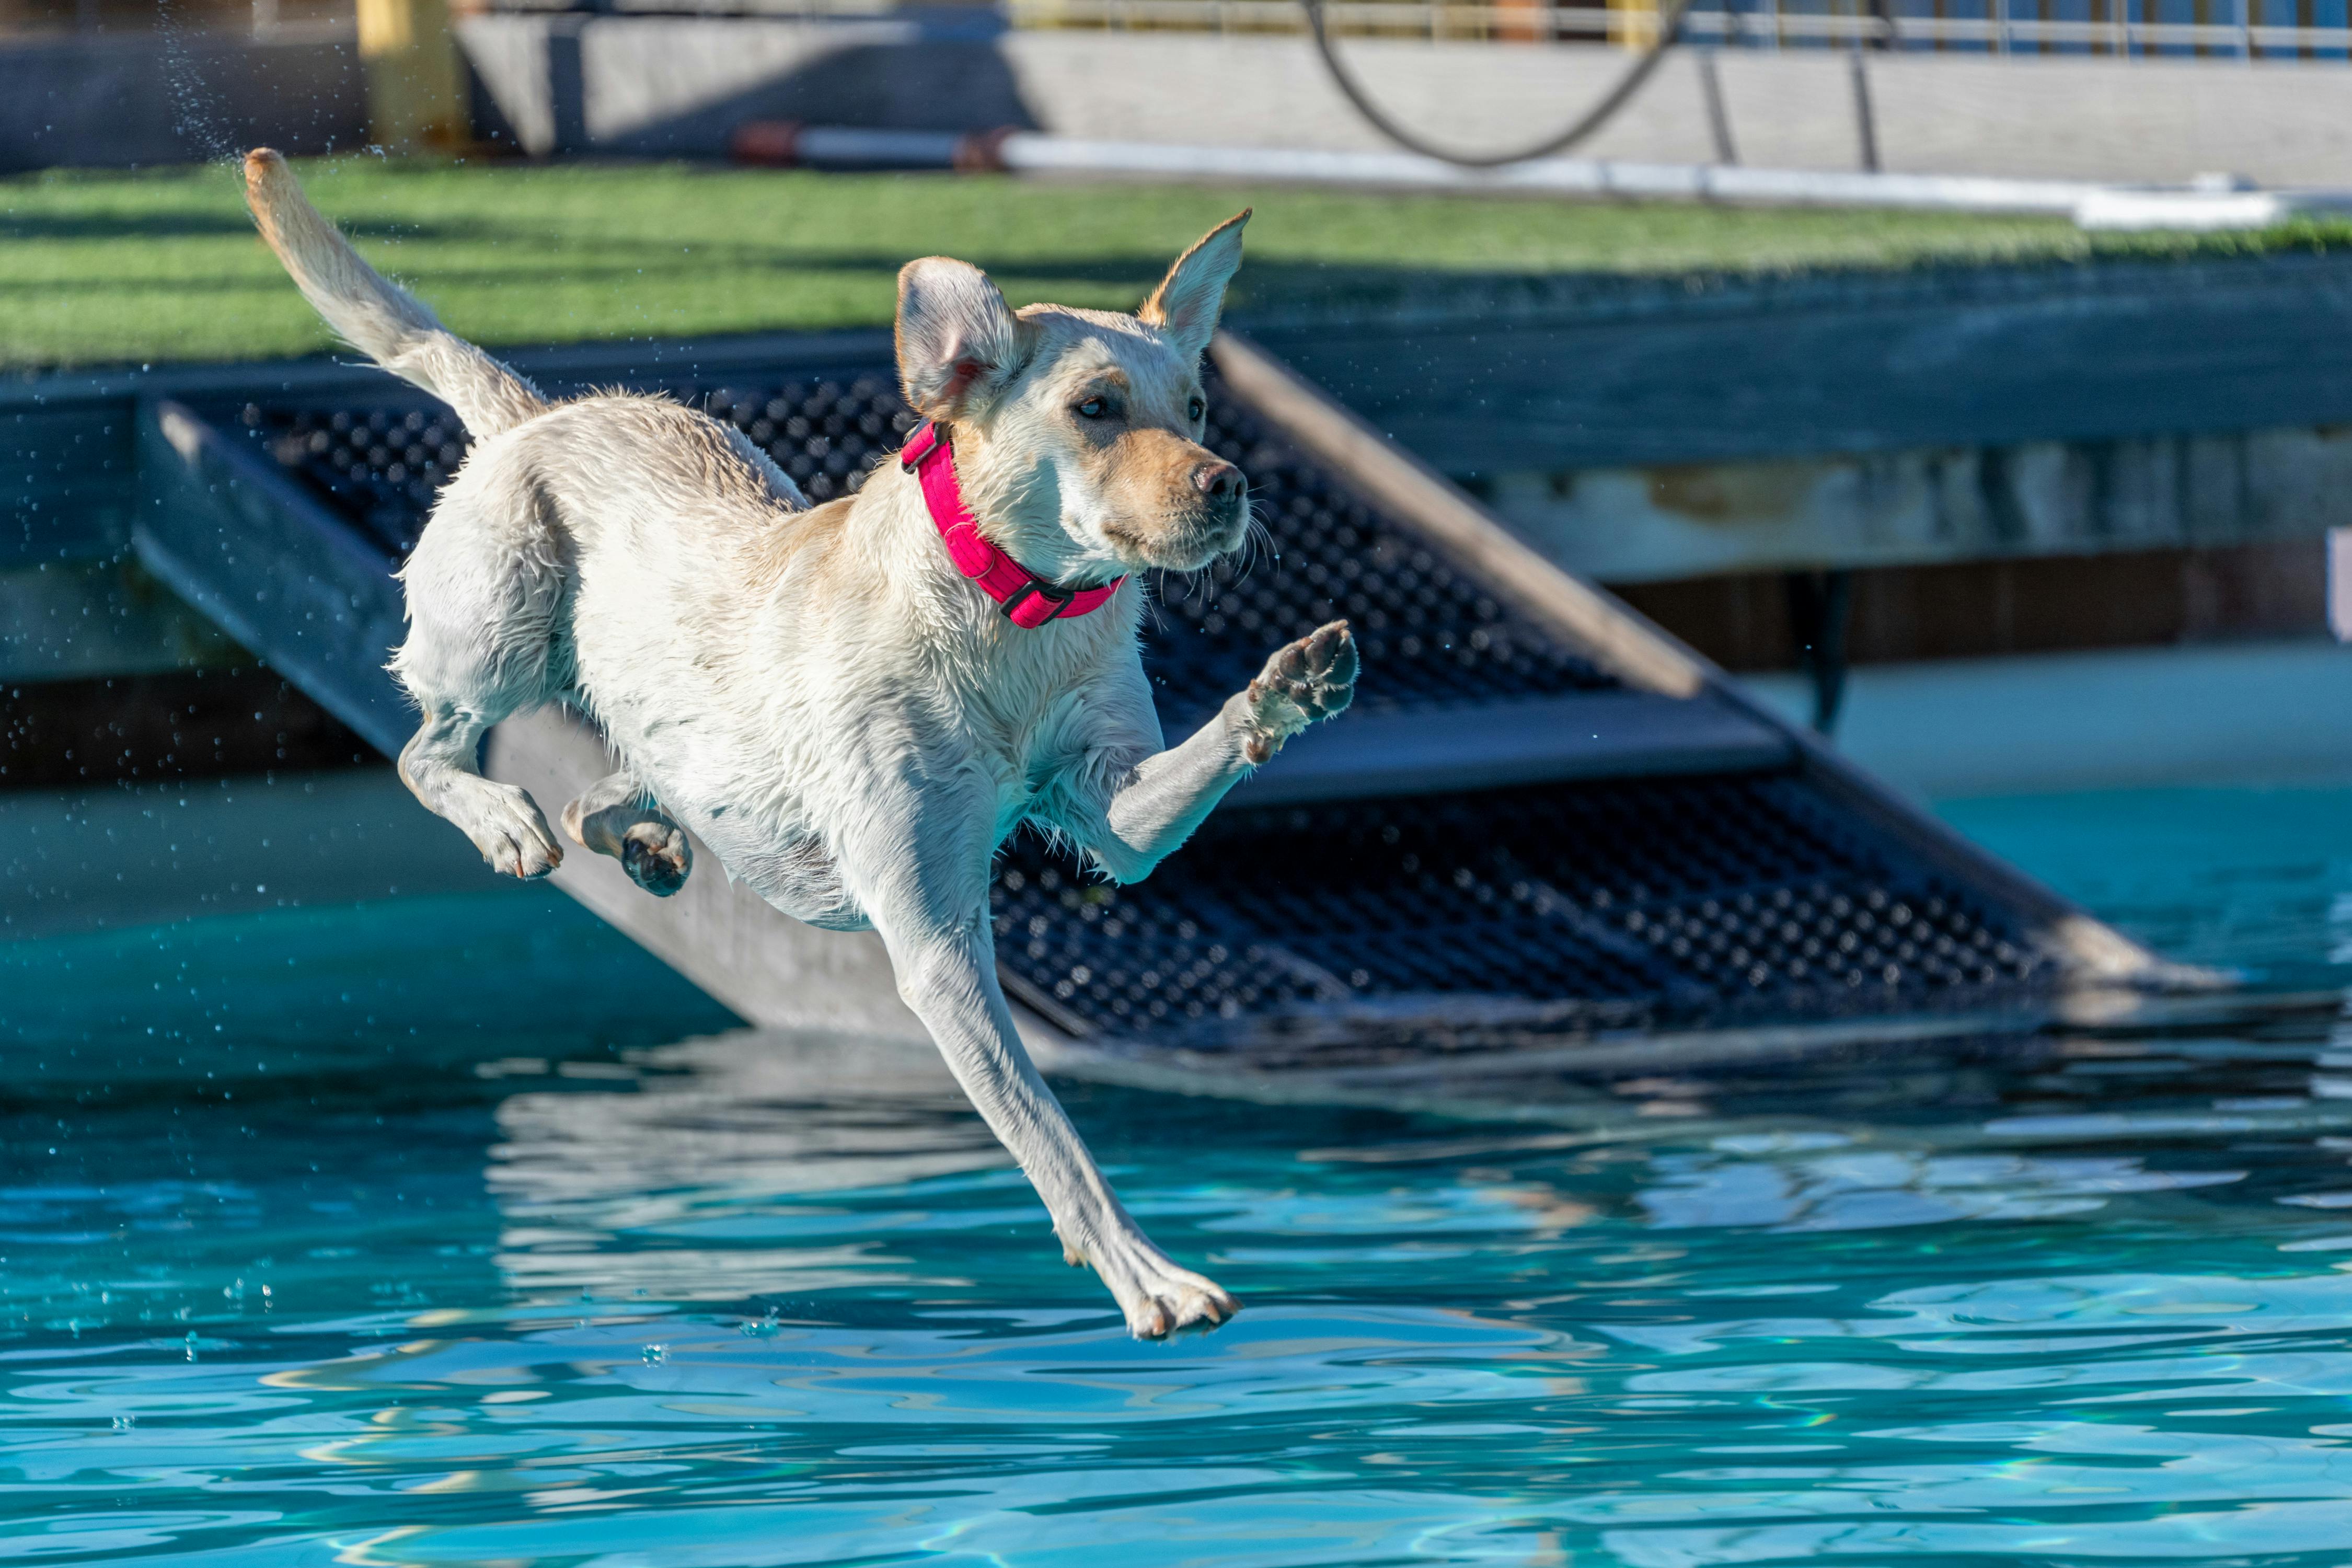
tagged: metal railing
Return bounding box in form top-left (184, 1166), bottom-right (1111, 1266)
top-left (437, 0), bottom-right (2352, 63)
top-left (1007, 0), bottom-right (2348, 59)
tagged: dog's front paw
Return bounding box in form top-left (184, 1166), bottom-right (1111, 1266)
top-left (1240, 618), bottom-right (1357, 765)
top-left (1075, 1227), bottom-right (1240, 1339)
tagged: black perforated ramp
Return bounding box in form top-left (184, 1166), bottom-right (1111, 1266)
top-left (171, 329), bottom-right (2169, 1065)
top-left (993, 774), bottom-right (2053, 1060)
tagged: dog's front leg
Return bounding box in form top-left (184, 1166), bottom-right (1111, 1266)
top-left (890, 921), bottom-right (1239, 1337)
top-left (857, 810), bottom-right (1237, 1338)
top-left (1079, 620), bottom-right (1357, 883)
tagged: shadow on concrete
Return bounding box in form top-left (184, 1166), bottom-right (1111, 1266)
top-left (551, 31), bottom-right (1039, 157)
top-left (0, 31), bottom-right (364, 174)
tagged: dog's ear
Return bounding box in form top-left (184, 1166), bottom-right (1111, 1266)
top-left (896, 257), bottom-right (1028, 420)
top-left (1138, 210), bottom-right (1250, 361)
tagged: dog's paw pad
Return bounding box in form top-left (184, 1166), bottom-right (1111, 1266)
top-left (566, 791), bottom-right (691, 898)
top-left (619, 820), bottom-right (691, 897)
top-left (1242, 619), bottom-right (1357, 761)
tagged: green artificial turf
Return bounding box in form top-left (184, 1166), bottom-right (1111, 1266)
top-left (7, 157), bottom-right (2350, 371)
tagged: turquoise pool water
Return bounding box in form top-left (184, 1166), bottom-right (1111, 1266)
top-left (6, 780), bottom-right (2352, 1565)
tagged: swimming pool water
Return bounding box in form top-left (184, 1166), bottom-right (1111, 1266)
top-left (6, 780), bottom-right (2352, 1566)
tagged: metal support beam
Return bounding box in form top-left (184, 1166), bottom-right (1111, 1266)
top-left (135, 400), bottom-right (411, 752)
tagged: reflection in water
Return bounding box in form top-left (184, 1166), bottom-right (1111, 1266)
top-left (1640, 1145), bottom-right (2244, 1231)
top-left (486, 1031), bottom-right (1010, 1301)
top-left (7, 1005), bottom-right (2352, 1565)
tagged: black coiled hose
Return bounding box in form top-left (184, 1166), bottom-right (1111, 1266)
top-left (1299, 0), bottom-right (1702, 168)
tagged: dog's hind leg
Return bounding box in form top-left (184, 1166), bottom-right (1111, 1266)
top-left (398, 704), bottom-right (564, 880)
top-left (562, 772), bottom-right (691, 897)
top-left (388, 454), bottom-right (570, 881)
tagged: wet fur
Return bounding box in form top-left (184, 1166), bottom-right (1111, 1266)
top-left (241, 150), bottom-right (1357, 1338)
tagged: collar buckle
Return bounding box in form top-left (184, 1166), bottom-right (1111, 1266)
top-left (898, 420), bottom-right (942, 472)
top-left (1001, 578), bottom-right (1076, 623)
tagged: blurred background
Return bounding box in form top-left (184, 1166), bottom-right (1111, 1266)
top-left (15, 0), bottom-right (2352, 179)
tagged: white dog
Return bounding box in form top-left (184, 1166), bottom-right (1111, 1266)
top-left (244, 150), bottom-right (1357, 1336)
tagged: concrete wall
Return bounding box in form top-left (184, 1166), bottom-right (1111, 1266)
top-left (0, 27), bottom-right (365, 172)
top-left (1615, 540), bottom-right (2324, 667)
top-left (452, 14), bottom-right (2352, 186)
top-left (1000, 31), bottom-right (2352, 185)
top-left (458, 14), bottom-right (1032, 155)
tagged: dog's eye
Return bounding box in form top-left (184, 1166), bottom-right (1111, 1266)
top-left (1187, 396), bottom-right (1206, 422)
top-left (1075, 397), bottom-right (1109, 419)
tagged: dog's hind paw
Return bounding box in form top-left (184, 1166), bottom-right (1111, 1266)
top-left (563, 789), bottom-right (691, 898)
top-left (618, 819), bottom-right (691, 897)
top-left (1239, 618), bottom-right (1357, 765)
top-left (456, 781), bottom-right (563, 880)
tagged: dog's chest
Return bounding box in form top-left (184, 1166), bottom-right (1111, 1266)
top-left (964, 681), bottom-right (1080, 828)
top-left (666, 682), bottom-right (1059, 932)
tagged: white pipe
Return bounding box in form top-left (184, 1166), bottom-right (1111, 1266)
top-left (2073, 188), bottom-right (2352, 229)
top-left (998, 133), bottom-right (2105, 215)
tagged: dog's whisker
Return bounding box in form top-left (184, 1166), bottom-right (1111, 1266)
top-left (1220, 508), bottom-right (1276, 594)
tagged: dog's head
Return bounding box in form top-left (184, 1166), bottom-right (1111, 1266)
top-left (892, 212), bottom-right (1252, 585)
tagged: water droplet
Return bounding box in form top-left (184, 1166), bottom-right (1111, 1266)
top-left (183, 1331), bottom-right (199, 1363)
top-left (641, 1343), bottom-right (666, 1365)
top-left (112, 1415), bottom-right (136, 1433)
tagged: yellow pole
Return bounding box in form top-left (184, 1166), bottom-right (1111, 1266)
top-left (357, 0), bottom-right (468, 152)
top-left (1606, 0), bottom-right (1659, 47)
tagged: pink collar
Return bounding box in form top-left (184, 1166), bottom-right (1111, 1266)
top-left (900, 421), bottom-right (1125, 628)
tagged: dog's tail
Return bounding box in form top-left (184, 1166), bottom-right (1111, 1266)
top-left (243, 148), bottom-right (548, 439)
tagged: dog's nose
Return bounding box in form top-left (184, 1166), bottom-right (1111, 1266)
top-left (1192, 460), bottom-right (1243, 502)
